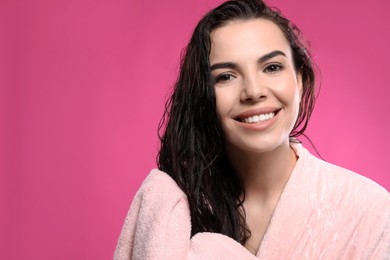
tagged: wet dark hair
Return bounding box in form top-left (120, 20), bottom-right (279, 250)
top-left (157, 0), bottom-right (316, 244)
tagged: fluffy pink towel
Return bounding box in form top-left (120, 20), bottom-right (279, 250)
top-left (115, 144), bottom-right (390, 259)
top-left (114, 169), bottom-right (257, 259)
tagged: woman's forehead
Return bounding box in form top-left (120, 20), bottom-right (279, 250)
top-left (209, 18), bottom-right (292, 63)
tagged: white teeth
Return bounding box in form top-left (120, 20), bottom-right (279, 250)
top-left (243, 112), bottom-right (275, 123)
top-left (259, 114), bottom-right (265, 121)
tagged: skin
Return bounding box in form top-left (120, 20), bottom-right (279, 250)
top-left (210, 18), bottom-right (303, 255)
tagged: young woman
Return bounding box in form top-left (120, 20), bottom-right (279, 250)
top-left (115, 0), bottom-right (390, 259)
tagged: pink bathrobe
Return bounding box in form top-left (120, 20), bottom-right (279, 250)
top-left (114, 143), bottom-right (390, 259)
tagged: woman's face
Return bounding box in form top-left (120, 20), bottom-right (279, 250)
top-left (210, 18), bottom-right (302, 153)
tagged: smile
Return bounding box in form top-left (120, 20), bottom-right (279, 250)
top-left (241, 112), bottom-right (275, 124)
top-left (241, 112), bottom-right (275, 123)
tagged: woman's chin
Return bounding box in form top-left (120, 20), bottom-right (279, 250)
top-left (226, 137), bottom-right (290, 154)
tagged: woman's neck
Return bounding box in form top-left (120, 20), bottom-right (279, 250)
top-left (226, 140), bottom-right (297, 203)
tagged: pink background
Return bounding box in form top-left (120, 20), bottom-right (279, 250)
top-left (1, 0), bottom-right (389, 259)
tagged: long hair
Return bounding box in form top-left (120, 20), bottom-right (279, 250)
top-left (157, 0), bottom-right (316, 244)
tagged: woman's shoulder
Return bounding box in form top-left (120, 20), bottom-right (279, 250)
top-left (315, 156), bottom-right (388, 199)
top-left (294, 143), bottom-right (389, 205)
top-left (319, 160), bottom-right (389, 210)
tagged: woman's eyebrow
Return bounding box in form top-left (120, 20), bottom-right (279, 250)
top-left (210, 62), bottom-right (237, 71)
top-left (259, 50), bottom-right (286, 63)
top-left (210, 50), bottom-right (286, 71)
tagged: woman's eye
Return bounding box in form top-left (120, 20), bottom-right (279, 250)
top-left (215, 74), bottom-right (234, 83)
top-left (264, 64), bottom-right (283, 73)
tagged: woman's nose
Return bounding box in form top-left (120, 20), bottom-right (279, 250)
top-left (240, 74), bottom-right (267, 103)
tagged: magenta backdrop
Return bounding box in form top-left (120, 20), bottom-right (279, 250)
top-left (1, 0), bottom-right (389, 259)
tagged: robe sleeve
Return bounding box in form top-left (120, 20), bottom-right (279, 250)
top-left (114, 169), bottom-right (256, 260)
top-left (362, 191), bottom-right (390, 259)
top-left (368, 216), bottom-right (390, 260)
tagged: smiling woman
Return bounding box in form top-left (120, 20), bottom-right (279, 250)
top-left (211, 19), bottom-right (302, 154)
top-left (114, 0), bottom-right (390, 259)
